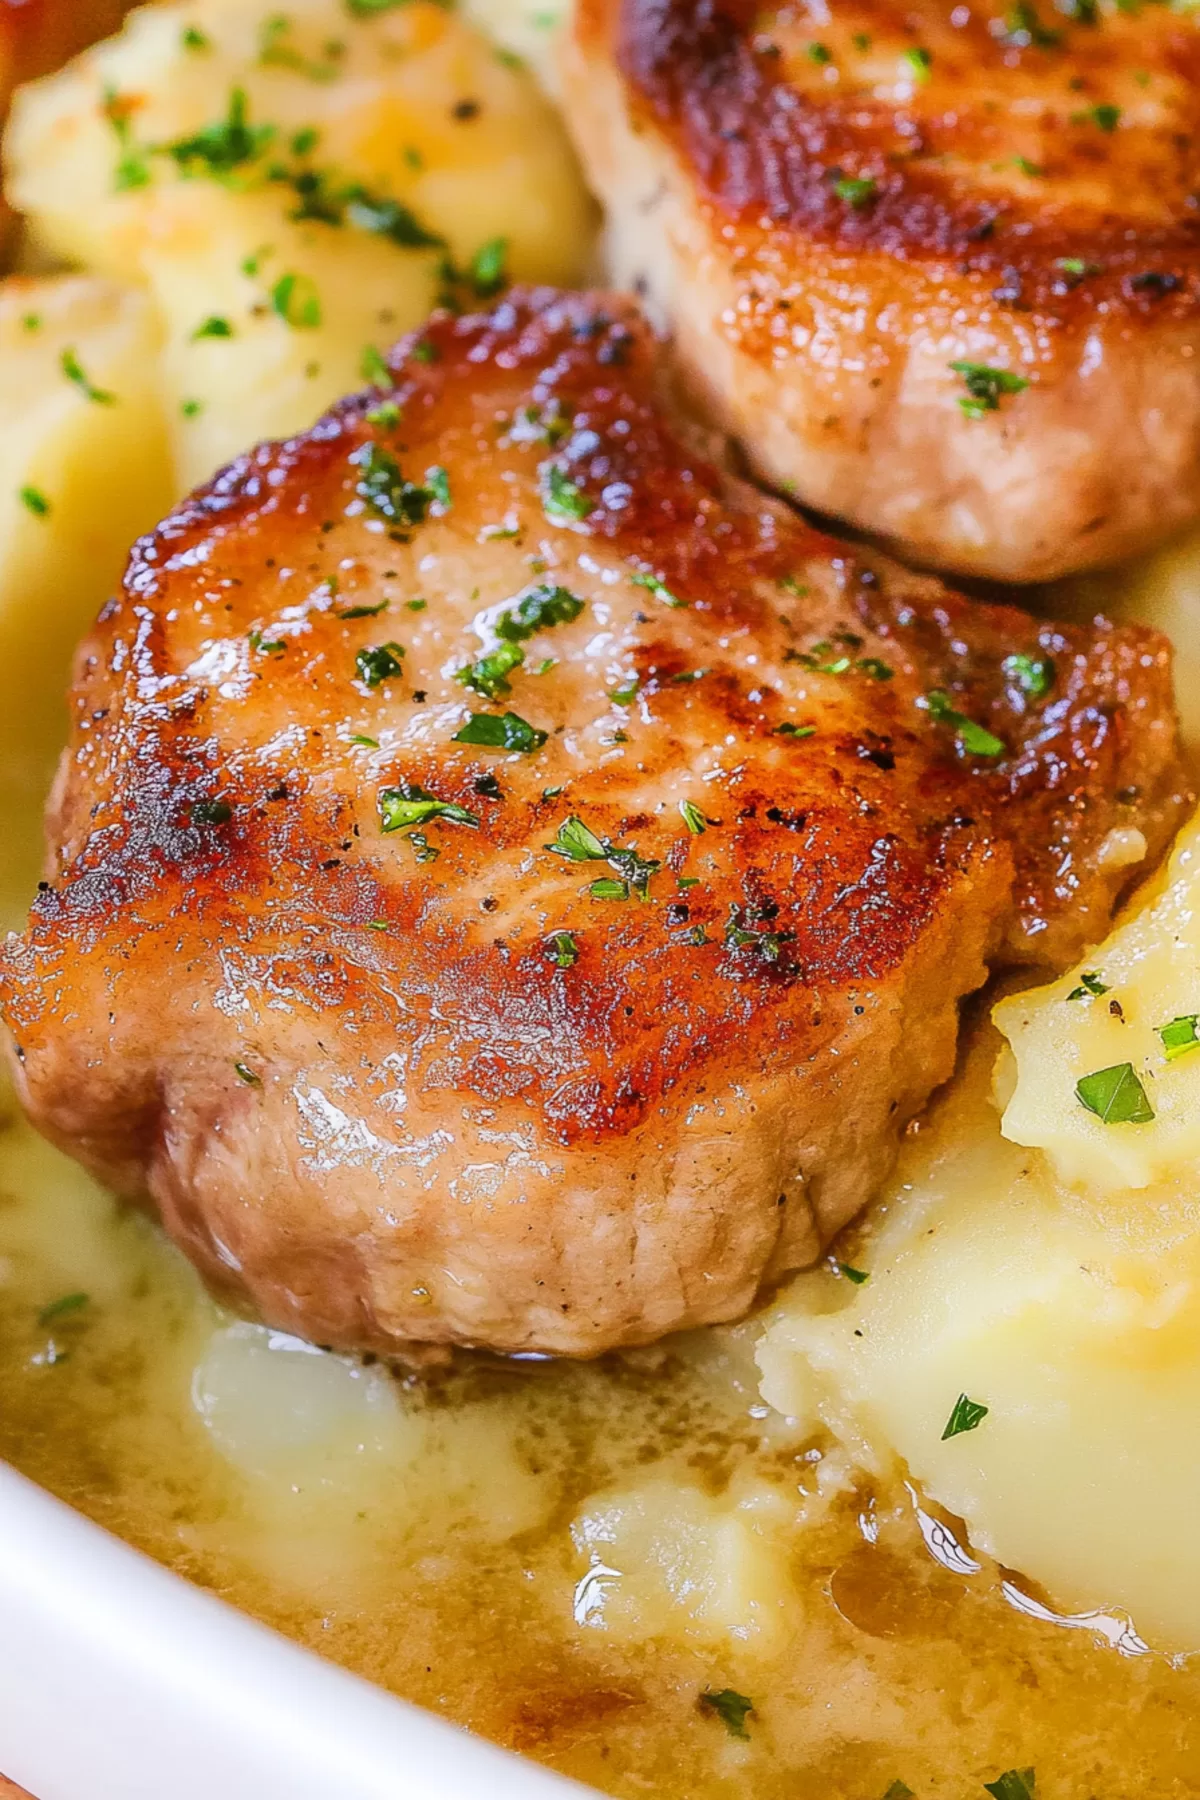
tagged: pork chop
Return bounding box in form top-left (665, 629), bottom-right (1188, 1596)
top-left (0, 287), bottom-right (1186, 1357)
top-left (562, 0), bottom-right (1200, 582)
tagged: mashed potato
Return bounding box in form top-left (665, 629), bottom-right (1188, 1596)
top-left (5, 0), bottom-right (592, 486)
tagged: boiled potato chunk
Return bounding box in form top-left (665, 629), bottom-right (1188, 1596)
top-left (5, 0), bottom-right (592, 486)
top-left (757, 1018), bottom-right (1200, 1651)
top-left (571, 1475), bottom-right (795, 1652)
top-left (996, 812), bottom-right (1200, 1192)
top-left (0, 273), bottom-right (172, 778)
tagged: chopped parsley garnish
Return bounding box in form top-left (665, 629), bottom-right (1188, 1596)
top-left (499, 585), bottom-right (584, 639)
top-left (858, 657), bottom-right (894, 681)
top-left (1003, 651), bottom-right (1055, 698)
top-left (775, 722), bottom-right (816, 739)
top-left (546, 930), bottom-right (579, 968)
top-left (1055, 256), bottom-right (1101, 279)
top-left (838, 1262), bottom-right (869, 1284)
top-left (950, 360), bottom-right (1029, 419)
top-left (338, 599), bottom-right (388, 619)
top-left (352, 443), bottom-right (435, 527)
top-left (589, 877), bottom-right (629, 901)
top-left (1074, 103), bottom-right (1120, 132)
top-left (725, 907), bottom-right (790, 963)
top-left (1002, 1), bottom-right (1061, 45)
top-left (631, 570), bottom-right (685, 608)
top-left (248, 628), bottom-right (286, 655)
top-left (192, 315), bottom-right (234, 340)
top-left (258, 14), bottom-right (343, 82)
top-left (679, 800), bottom-right (707, 834)
top-left (923, 689), bottom-right (1004, 758)
top-left (901, 45), bottom-right (932, 79)
top-left (192, 798), bottom-right (232, 825)
top-left (343, 191), bottom-right (445, 249)
top-left (181, 398), bottom-right (204, 418)
top-left (425, 464), bottom-right (451, 508)
top-left (698, 1689), bottom-right (754, 1740)
top-left (1066, 970), bottom-right (1108, 1001)
top-left (102, 86), bottom-right (151, 191)
top-left (350, 733), bottom-right (379, 748)
top-left (360, 344), bottom-right (393, 387)
top-left (166, 87), bottom-right (275, 178)
top-left (807, 41), bottom-right (832, 62)
top-left (610, 678), bottom-right (640, 706)
top-left (881, 1785), bottom-right (915, 1800)
top-left (270, 271), bottom-right (322, 328)
top-left (379, 782), bottom-right (480, 833)
top-left (457, 640), bottom-right (525, 700)
top-left (547, 816), bottom-right (606, 861)
top-left (406, 598), bottom-right (427, 612)
top-left (546, 816), bottom-right (659, 896)
top-left (38, 1292), bottom-right (90, 1326)
top-left (1075, 1062), bottom-right (1155, 1124)
top-left (355, 642), bottom-right (405, 687)
top-left (61, 347), bottom-right (115, 405)
top-left (453, 711), bottom-right (548, 752)
top-left (21, 313), bottom-right (41, 332)
top-left (469, 236), bottom-right (509, 297)
top-left (832, 173), bottom-right (878, 209)
top-left (181, 25), bottom-right (211, 51)
top-left (19, 486), bottom-right (50, 517)
top-left (942, 1393), bottom-right (989, 1439)
top-left (541, 464), bottom-right (594, 524)
top-left (345, 0), bottom-right (407, 12)
top-left (1158, 1015), bottom-right (1200, 1061)
top-left (233, 1061), bottom-right (262, 1086)
top-left (366, 400), bottom-right (402, 429)
top-left (984, 1771), bottom-right (1036, 1800)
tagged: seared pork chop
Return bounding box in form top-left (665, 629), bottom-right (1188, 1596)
top-left (563, 0), bottom-right (1200, 582)
top-left (1, 288), bottom-right (1185, 1357)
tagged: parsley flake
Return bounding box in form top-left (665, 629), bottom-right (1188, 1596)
top-left (832, 172), bottom-right (878, 208)
top-left (679, 800), bottom-right (708, 834)
top-left (838, 1262), bottom-right (870, 1284)
top-left (352, 443), bottom-right (436, 527)
top-left (356, 642), bottom-right (405, 687)
top-left (468, 236), bottom-right (509, 297)
top-left (545, 929), bottom-right (579, 968)
top-left (950, 360), bottom-right (1029, 419)
top-left (192, 315), bottom-right (234, 340)
top-left (271, 271), bottom-right (322, 329)
top-left (942, 1393), bottom-right (989, 1439)
top-left (233, 1061), bottom-right (262, 1087)
top-left (541, 464), bottom-right (593, 524)
top-left (1075, 1062), bottom-right (1155, 1124)
top-left (901, 45), bottom-right (932, 79)
top-left (61, 348), bottom-right (115, 405)
top-left (984, 1771), bottom-right (1036, 1800)
top-left (631, 570), bottom-right (685, 608)
top-left (453, 711), bottom-right (548, 752)
top-left (457, 640), bottom-right (525, 700)
top-left (1158, 1014), bottom-right (1200, 1062)
top-left (589, 877), bottom-right (629, 901)
top-left (1066, 970), bottom-right (1108, 1001)
top-left (1003, 651), bottom-right (1055, 698)
top-left (38, 1292), bottom-right (90, 1326)
top-left (360, 344), bottom-right (393, 387)
top-left (923, 689), bottom-right (1004, 758)
top-left (698, 1689), bottom-right (754, 1740)
top-left (166, 86), bottom-right (275, 178)
top-left (19, 486), bottom-right (50, 517)
top-left (379, 782), bottom-right (480, 833)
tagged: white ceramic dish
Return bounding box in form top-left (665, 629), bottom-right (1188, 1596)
top-left (0, 1460), bottom-right (597, 1799)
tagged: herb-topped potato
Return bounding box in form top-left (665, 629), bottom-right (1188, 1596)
top-left (0, 273), bottom-right (172, 779)
top-left (4, 0), bottom-right (593, 487)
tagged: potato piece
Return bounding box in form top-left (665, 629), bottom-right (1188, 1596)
top-left (4, 0), bottom-right (593, 485)
top-left (0, 274), bottom-right (172, 777)
top-left (995, 812), bottom-right (1200, 1191)
top-left (571, 1476), bottom-right (795, 1651)
top-left (757, 1018), bottom-right (1200, 1651)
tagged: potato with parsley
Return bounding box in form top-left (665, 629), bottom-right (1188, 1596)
top-left (0, 274), bottom-right (172, 775)
top-left (4, 0), bottom-right (593, 487)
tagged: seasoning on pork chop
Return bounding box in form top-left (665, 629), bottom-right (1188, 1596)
top-left (562, 0), bottom-right (1200, 583)
top-left (0, 287), bottom-right (1186, 1357)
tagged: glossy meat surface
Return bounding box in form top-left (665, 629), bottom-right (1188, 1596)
top-left (564, 0), bottom-right (1200, 581)
top-left (0, 288), bottom-right (1187, 1355)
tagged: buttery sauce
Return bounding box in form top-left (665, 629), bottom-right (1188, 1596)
top-left (3, 749), bottom-right (1200, 1798)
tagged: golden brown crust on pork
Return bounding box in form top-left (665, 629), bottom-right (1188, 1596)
top-left (565, 0), bottom-right (1200, 579)
top-left (1, 288), bottom-right (1187, 1355)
